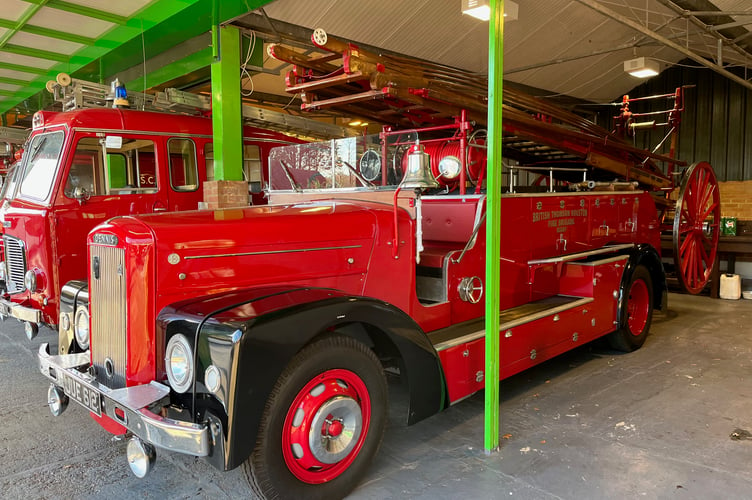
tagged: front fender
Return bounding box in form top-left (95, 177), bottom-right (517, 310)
top-left (159, 286), bottom-right (445, 471)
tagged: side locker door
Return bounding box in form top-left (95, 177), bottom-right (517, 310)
top-left (164, 137), bottom-right (203, 212)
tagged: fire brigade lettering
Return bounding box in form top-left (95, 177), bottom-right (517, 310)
top-left (533, 208), bottom-right (587, 224)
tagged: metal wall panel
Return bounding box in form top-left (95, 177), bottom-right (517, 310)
top-left (617, 62), bottom-right (752, 181)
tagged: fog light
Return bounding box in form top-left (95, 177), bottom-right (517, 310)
top-left (47, 384), bottom-right (68, 417)
top-left (127, 437), bottom-right (156, 478)
top-left (25, 321), bottom-right (39, 341)
top-left (204, 365), bottom-right (221, 394)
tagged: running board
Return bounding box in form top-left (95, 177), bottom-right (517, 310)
top-left (430, 295), bottom-right (594, 352)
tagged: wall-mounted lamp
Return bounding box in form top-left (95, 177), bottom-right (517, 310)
top-left (624, 57), bottom-right (660, 78)
top-left (462, 0), bottom-right (518, 22)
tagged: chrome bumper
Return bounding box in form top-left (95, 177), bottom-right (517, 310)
top-left (37, 343), bottom-right (210, 457)
top-left (0, 297), bottom-right (41, 323)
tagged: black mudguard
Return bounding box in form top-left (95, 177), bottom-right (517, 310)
top-left (158, 286), bottom-right (446, 471)
top-left (617, 244), bottom-right (667, 327)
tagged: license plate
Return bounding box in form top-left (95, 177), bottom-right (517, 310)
top-left (62, 373), bottom-right (102, 417)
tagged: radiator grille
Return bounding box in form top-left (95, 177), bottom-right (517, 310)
top-left (90, 245), bottom-right (127, 389)
top-left (3, 236), bottom-right (26, 294)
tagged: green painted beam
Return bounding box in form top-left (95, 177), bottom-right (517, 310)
top-left (0, 76), bottom-right (33, 87)
top-left (0, 90), bottom-right (15, 97)
top-left (210, 24), bottom-right (243, 181)
top-left (0, 62), bottom-right (48, 75)
top-left (1, 44), bottom-right (69, 63)
top-left (484, 0), bottom-right (504, 454)
top-left (21, 0), bottom-right (127, 25)
top-left (0, 17), bottom-right (96, 44)
top-left (126, 46), bottom-right (212, 92)
top-left (0, 0), bottom-right (48, 48)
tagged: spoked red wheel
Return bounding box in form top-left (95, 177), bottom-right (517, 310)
top-left (672, 162), bottom-right (720, 294)
top-left (626, 278), bottom-right (650, 335)
top-left (282, 369), bottom-right (370, 484)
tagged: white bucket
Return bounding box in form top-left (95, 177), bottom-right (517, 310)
top-left (720, 273), bottom-right (741, 300)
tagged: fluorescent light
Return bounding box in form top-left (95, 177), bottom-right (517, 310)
top-left (624, 57), bottom-right (660, 78)
top-left (462, 0), bottom-right (490, 21)
top-left (462, 0), bottom-right (518, 22)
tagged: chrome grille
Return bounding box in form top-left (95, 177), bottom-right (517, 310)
top-left (3, 236), bottom-right (26, 294)
top-left (90, 245), bottom-right (127, 389)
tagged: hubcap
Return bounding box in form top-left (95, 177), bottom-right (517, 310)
top-left (627, 279), bottom-right (649, 335)
top-left (282, 369), bottom-right (371, 484)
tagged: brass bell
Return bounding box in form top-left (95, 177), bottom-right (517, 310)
top-left (400, 142), bottom-right (439, 190)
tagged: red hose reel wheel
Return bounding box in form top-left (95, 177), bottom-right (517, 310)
top-left (672, 161), bottom-right (721, 294)
top-left (466, 129), bottom-right (487, 184)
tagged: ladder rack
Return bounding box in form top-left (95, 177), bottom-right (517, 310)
top-left (46, 73), bottom-right (357, 140)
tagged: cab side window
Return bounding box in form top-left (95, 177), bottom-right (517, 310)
top-left (64, 137), bottom-right (157, 197)
top-left (168, 138), bottom-right (198, 192)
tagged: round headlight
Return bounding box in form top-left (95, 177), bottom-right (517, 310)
top-left (438, 155), bottom-right (461, 180)
top-left (24, 270), bottom-right (37, 292)
top-left (74, 307), bottom-right (90, 350)
top-left (165, 334), bottom-right (193, 393)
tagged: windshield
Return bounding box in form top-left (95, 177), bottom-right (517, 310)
top-left (268, 132), bottom-right (418, 192)
top-left (0, 163), bottom-right (20, 201)
top-left (18, 131), bottom-right (65, 202)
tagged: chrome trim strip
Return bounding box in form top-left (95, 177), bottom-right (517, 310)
top-left (38, 344), bottom-right (210, 456)
top-left (183, 244), bottom-right (362, 260)
top-left (567, 255), bottom-right (630, 267)
top-left (434, 297), bottom-right (595, 352)
top-left (527, 243), bottom-right (634, 266)
top-left (0, 298), bottom-right (42, 323)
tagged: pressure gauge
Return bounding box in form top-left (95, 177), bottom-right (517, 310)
top-left (359, 149), bottom-right (382, 182)
top-left (438, 155), bottom-right (461, 180)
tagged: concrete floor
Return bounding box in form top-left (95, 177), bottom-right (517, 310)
top-left (0, 292), bottom-right (751, 499)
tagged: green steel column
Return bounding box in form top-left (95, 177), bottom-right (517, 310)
top-left (210, 24), bottom-right (243, 181)
top-left (484, 0), bottom-right (504, 454)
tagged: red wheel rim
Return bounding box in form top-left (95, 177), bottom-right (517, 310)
top-left (673, 162), bottom-right (720, 294)
top-left (282, 369), bottom-right (371, 484)
top-left (627, 278), bottom-right (650, 335)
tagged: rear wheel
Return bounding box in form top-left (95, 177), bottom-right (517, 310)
top-left (245, 335), bottom-right (387, 500)
top-left (608, 264), bottom-right (654, 352)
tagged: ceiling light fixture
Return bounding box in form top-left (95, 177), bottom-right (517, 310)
top-left (462, 0), bottom-right (518, 22)
top-left (624, 57), bottom-right (660, 78)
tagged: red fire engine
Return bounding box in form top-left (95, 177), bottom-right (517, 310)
top-left (36, 33), bottom-right (719, 499)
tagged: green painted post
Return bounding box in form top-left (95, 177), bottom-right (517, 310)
top-left (210, 24), bottom-right (243, 181)
top-left (484, 0), bottom-right (504, 454)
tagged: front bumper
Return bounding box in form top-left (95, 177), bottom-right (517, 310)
top-left (0, 297), bottom-right (41, 323)
top-left (37, 343), bottom-right (210, 457)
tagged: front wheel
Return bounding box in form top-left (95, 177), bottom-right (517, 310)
top-left (245, 335), bottom-right (387, 500)
top-left (608, 264), bottom-right (654, 352)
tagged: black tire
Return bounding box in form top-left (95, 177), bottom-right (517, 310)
top-left (608, 264), bottom-right (654, 352)
top-left (244, 335), bottom-right (387, 500)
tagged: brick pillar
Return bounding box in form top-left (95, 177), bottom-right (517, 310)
top-left (202, 180), bottom-right (249, 209)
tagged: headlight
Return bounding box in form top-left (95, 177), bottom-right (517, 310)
top-left (165, 334), bottom-right (193, 393)
top-left (74, 306), bottom-right (89, 350)
top-left (438, 155), bottom-right (461, 180)
top-left (24, 270), bottom-right (37, 292)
